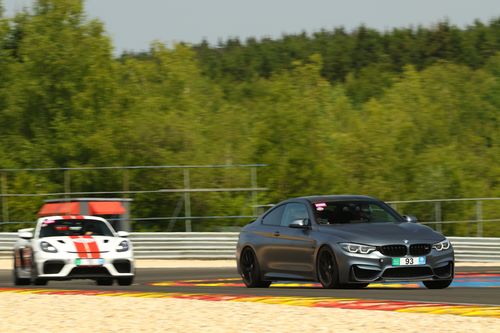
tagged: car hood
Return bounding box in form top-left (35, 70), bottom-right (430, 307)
top-left (318, 222), bottom-right (444, 245)
top-left (37, 235), bottom-right (123, 253)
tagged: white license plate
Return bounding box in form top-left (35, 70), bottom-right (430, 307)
top-left (392, 257), bottom-right (426, 266)
top-left (75, 258), bottom-right (104, 266)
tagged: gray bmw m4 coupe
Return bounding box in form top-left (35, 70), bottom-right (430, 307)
top-left (236, 195), bottom-right (454, 289)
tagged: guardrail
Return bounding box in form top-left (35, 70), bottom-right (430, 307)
top-left (0, 233), bottom-right (499, 262)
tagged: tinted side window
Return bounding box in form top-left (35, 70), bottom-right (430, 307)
top-left (281, 203), bottom-right (309, 227)
top-left (262, 205), bottom-right (285, 226)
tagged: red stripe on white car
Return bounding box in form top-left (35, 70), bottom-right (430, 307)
top-left (83, 235), bottom-right (100, 259)
top-left (70, 236), bottom-right (87, 258)
top-left (70, 236), bottom-right (100, 259)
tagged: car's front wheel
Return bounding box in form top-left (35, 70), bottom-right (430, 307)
top-left (317, 246), bottom-right (341, 289)
top-left (96, 278), bottom-right (114, 286)
top-left (240, 247), bottom-right (271, 288)
top-left (117, 276), bottom-right (134, 286)
top-left (31, 256), bottom-right (48, 285)
top-left (342, 283), bottom-right (369, 289)
top-left (423, 279), bottom-right (453, 289)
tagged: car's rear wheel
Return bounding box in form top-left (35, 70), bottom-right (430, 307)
top-left (13, 254), bottom-right (30, 286)
top-left (423, 279), bottom-right (452, 289)
top-left (96, 278), bottom-right (114, 286)
top-left (117, 276), bottom-right (134, 286)
top-left (240, 247), bottom-right (271, 288)
top-left (317, 246), bottom-right (341, 289)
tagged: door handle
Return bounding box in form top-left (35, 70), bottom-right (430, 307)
top-left (273, 231), bottom-right (280, 237)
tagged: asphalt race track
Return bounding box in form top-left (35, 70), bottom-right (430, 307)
top-left (1, 266), bottom-right (499, 306)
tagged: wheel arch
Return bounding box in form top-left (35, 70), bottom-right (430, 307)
top-left (314, 243), bottom-right (340, 282)
top-left (237, 244), bottom-right (258, 274)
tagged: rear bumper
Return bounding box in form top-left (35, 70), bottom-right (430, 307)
top-left (335, 247), bottom-right (454, 283)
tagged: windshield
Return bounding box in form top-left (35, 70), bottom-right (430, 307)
top-left (39, 219), bottom-right (114, 238)
top-left (313, 201), bottom-right (400, 224)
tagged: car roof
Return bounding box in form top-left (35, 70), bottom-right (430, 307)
top-left (37, 215), bottom-right (108, 223)
top-left (286, 195), bottom-right (380, 204)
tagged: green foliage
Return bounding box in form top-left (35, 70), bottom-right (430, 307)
top-left (0, 1), bottom-right (498, 235)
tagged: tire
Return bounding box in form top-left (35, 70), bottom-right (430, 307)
top-left (341, 283), bottom-right (369, 289)
top-left (117, 276), bottom-right (134, 286)
top-left (33, 278), bottom-right (48, 286)
top-left (317, 246), bottom-right (341, 289)
top-left (423, 279), bottom-right (453, 289)
top-left (31, 256), bottom-right (48, 286)
top-left (239, 247), bottom-right (271, 288)
top-left (96, 278), bottom-right (114, 286)
top-left (13, 254), bottom-right (30, 286)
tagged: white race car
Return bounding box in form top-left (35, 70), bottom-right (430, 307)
top-left (13, 215), bottom-right (134, 286)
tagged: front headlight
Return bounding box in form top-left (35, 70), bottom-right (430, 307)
top-left (116, 240), bottom-right (129, 252)
top-left (40, 241), bottom-right (58, 253)
top-left (340, 243), bottom-right (376, 254)
top-left (432, 239), bottom-right (451, 251)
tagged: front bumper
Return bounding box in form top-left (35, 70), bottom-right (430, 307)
top-left (34, 251), bottom-right (135, 280)
top-left (335, 247), bottom-right (454, 283)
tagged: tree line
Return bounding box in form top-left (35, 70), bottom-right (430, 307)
top-left (0, 0), bottom-right (498, 235)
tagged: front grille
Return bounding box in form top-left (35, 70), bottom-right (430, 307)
top-left (379, 245), bottom-right (407, 257)
top-left (113, 259), bottom-right (132, 273)
top-left (383, 267), bottom-right (433, 279)
top-left (68, 266), bottom-right (110, 277)
top-left (409, 244), bottom-right (431, 256)
top-left (43, 260), bottom-right (65, 274)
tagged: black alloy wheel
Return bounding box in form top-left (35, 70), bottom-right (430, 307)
top-left (317, 246), bottom-right (341, 289)
top-left (423, 279), bottom-right (453, 289)
top-left (240, 248), bottom-right (271, 288)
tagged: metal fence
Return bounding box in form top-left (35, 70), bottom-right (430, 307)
top-left (1, 232), bottom-right (499, 262)
top-left (1, 196), bottom-right (499, 235)
top-left (388, 198), bottom-right (500, 237)
top-left (0, 165), bottom-right (498, 234)
top-left (0, 164), bottom-right (268, 232)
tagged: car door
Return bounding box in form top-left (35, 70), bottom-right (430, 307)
top-left (271, 202), bottom-right (317, 278)
top-left (253, 204), bottom-right (286, 275)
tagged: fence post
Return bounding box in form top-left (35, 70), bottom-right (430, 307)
top-left (1, 173), bottom-right (8, 222)
top-left (183, 168), bottom-right (192, 232)
top-left (251, 167), bottom-right (258, 216)
top-left (64, 170), bottom-right (70, 198)
top-left (435, 201), bottom-right (442, 233)
top-left (476, 200), bottom-right (483, 237)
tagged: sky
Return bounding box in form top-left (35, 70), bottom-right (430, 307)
top-left (2, 0), bottom-right (500, 54)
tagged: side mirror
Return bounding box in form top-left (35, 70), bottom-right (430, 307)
top-left (403, 215), bottom-right (418, 223)
top-left (18, 231), bottom-right (33, 239)
top-left (117, 231), bottom-right (130, 238)
top-left (289, 218), bottom-right (311, 229)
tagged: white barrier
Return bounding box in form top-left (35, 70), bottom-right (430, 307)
top-left (1, 233), bottom-right (499, 261)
